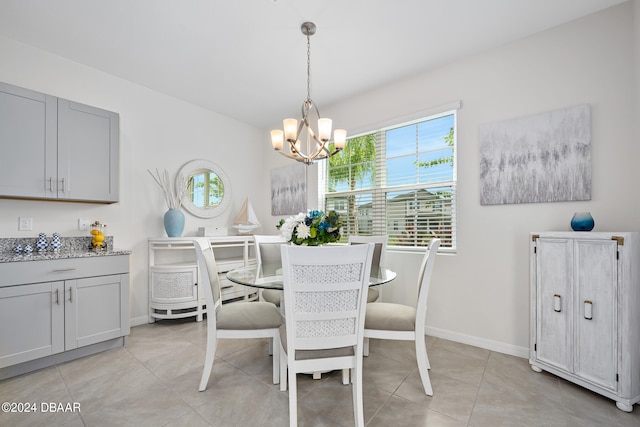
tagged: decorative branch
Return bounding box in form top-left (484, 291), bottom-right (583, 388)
top-left (147, 169), bottom-right (188, 210)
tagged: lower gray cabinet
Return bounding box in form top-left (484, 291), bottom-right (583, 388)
top-left (0, 281), bottom-right (64, 367)
top-left (0, 255), bottom-right (130, 370)
top-left (64, 274), bottom-right (129, 350)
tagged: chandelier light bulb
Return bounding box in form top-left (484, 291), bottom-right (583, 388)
top-left (271, 129), bottom-right (284, 151)
top-left (334, 129), bottom-right (347, 150)
top-left (318, 118), bottom-right (332, 142)
top-left (283, 118), bottom-right (298, 142)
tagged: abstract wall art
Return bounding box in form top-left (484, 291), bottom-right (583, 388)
top-left (271, 164), bottom-right (307, 215)
top-left (478, 104), bottom-right (591, 205)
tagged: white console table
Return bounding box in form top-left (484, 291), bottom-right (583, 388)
top-left (148, 236), bottom-right (257, 322)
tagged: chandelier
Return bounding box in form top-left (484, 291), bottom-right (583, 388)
top-left (270, 22), bottom-right (346, 165)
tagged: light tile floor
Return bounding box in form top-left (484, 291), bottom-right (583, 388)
top-left (1, 318), bottom-right (639, 426)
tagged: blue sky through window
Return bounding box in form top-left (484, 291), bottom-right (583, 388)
top-left (386, 114), bottom-right (454, 187)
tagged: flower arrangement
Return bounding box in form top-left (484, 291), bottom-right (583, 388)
top-left (147, 169), bottom-right (187, 210)
top-left (277, 210), bottom-right (342, 246)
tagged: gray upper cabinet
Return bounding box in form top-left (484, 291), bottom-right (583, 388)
top-left (0, 82), bottom-right (57, 199)
top-left (0, 81), bottom-right (119, 203)
top-left (57, 99), bottom-right (119, 202)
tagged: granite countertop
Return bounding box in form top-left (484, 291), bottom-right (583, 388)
top-left (0, 236), bottom-right (131, 263)
top-left (0, 248), bottom-right (131, 263)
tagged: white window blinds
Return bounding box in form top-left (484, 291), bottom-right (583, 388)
top-left (321, 103), bottom-right (458, 250)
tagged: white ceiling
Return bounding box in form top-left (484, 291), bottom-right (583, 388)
top-left (0, 0), bottom-right (626, 129)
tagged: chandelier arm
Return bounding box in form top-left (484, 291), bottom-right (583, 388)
top-left (308, 130), bottom-right (328, 154)
top-left (289, 144), bottom-right (308, 159)
top-left (276, 149), bottom-right (315, 165)
top-left (308, 133), bottom-right (343, 159)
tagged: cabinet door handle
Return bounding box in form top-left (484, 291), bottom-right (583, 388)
top-left (55, 288), bottom-right (60, 305)
top-left (553, 294), bottom-right (562, 312)
top-left (584, 300), bottom-right (593, 320)
top-left (53, 268), bottom-right (76, 272)
top-left (69, 286), bottom-right (73, 303)
top-left (60, 178), bottom-right (66, 193)
top-left (49, 177), bottom-right (54, 192)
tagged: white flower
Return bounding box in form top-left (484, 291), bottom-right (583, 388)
top-left (279, 219), bottom-right (295, 241)
top-left (296, 223), bottom-right (311, 239)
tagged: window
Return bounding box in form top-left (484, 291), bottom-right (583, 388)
top-left (321, 104), bottom-right (458, 250)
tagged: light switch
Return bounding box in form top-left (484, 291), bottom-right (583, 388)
top-left (19, 217), bottom-right (33, 231)
top-left (78, 218), bottom-right (92, 231)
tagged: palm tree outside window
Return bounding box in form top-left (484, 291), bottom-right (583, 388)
top-left (322, 106), bottom-right (458, 250)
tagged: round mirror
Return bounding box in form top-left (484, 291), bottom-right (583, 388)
top-left (177, 159), bottom-right (231, 218)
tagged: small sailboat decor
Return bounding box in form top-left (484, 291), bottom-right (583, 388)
top-left (232, 197), bottom-right (260, 234)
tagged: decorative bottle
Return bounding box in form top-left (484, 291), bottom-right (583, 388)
top-left (570, 212), bottom-right (595, 231)
top-left (90, 221), bottom-right (107, 251)
top-left (50, 233), bottom-right (62, 252)
top-left (36, 233), bottom-right (48, 253)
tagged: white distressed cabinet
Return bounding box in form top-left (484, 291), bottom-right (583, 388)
top-left (148, 236), bottom-right (257, 322)
top-left (529, 232), bottom-right (640, 412)
top-left (0, 255), bottom-right (130, 378)
top-left (0, 81), bottom-right (119, 203)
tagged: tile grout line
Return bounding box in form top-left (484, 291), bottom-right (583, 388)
top-left (464, 349), bottom-right (491, 427)
top-left (56, 363), bottom-right (88, 427)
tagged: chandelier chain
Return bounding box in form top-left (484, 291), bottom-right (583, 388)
top-left (306, 33), bottom-right (312, 104)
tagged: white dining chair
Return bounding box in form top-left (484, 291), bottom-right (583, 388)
top-left (363, 238), bottom-right (440, 396)
top-left (279, 244), bottom-right (374, 427)
top-left (194, 238), bottom-right (282, 391)
top-left (348, 235), bottom-right (388, 303)
top-left (253, 234), bottom-right (287, 307)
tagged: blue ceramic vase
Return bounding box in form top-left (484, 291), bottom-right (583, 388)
top-left (570, 212), bottom-right (594, 231)
top-left (164, 208), bottom-right (185, 237)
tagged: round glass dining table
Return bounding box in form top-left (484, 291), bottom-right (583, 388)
top-left (227, 263), bottom-right (396, 381)
top-left (226, 264), bottom-right (397, 289)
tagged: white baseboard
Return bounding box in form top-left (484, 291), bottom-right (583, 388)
top-left (130, 315), bottom-right (149, 327)
top-left (425, 326), bottom-right (529, 359)
top-left (128, 315), bottom-right (529, 358)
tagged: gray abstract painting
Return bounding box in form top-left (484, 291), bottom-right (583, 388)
top-left (271, 164), bottom-right (307, 215)
top-left (479, 104), bottom-right (591, 205)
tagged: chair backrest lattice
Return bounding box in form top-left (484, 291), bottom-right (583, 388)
top-left (281, 244), bottom-right (374, 352)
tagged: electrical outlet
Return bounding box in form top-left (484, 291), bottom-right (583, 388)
top-left (78, 218), bottom-right (92, 231)
top-left (19, 217), bottom-right (33, 231)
